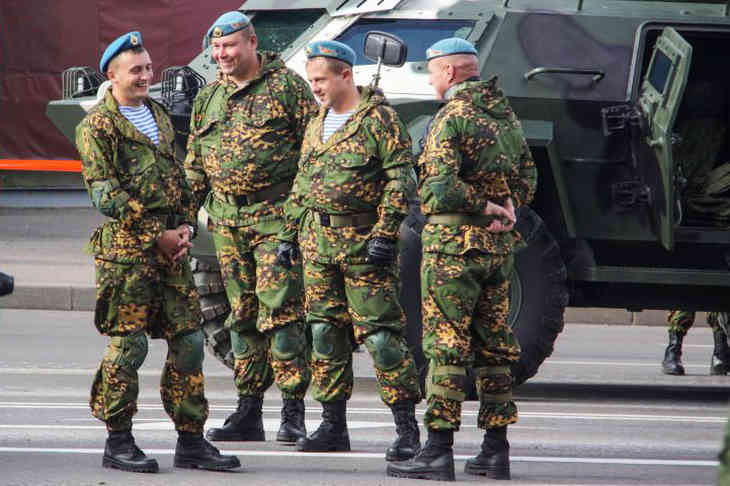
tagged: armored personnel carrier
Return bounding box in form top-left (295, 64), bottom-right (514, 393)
top-left (47, 0), bottom-right (730, 385)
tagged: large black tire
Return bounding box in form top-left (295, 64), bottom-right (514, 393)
top-left (508, 207), bottom-right (569, 385)
top-left (191, 258), bottom-right (234, 369)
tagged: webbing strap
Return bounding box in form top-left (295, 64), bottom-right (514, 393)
top-left (473, 366), bottom-right (510, 378)
top-left (431, 384), bottom-right (466, 402)
top-left (426, 213), bottom-right (497, 226)
top-left (432, 365), bottom-right (466, 376)
top-left (480, 392), bottom-right (513, 403)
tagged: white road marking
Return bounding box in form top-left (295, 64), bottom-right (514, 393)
top-left (0, 402), bottom-right (725, 423)
top-left (544, 360), bottom-right (712, 368)
top-left (0, 447), bottom-right (717, 467)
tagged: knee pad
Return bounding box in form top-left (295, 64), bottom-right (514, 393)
top-left (170, 330), bottom-right (205, 373)
top-left (311, 323), bottom-right (349, 360)
top-left (108, 331), bottom-right (148, 371)
top-left (270, 324), bottom-right (304, 361)
top-left (230, 329), bottom-right (266, 359)
top-left (364, 330), bottom-right (407, 371)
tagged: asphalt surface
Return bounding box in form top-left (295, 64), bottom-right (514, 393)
top-left (0, 309), bottom-right (728, 485)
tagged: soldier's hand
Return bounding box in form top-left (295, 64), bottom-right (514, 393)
top-left (276, 242), bottom-right (299, 269)
top-left (367, 237), bottom-right (396, 266)
top-left (484, 198), bottom-right (516, 233)
top-left (171, 226), bottom-right (193, 262)
top-left (158, 228), bottom-right (192, 262)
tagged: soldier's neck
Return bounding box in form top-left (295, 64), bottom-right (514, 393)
top-left (112, 89), bottom-right (145, 108)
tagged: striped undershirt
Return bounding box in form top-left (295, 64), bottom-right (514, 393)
top-left (119, 104), bottom-right (159, 146)
top-left (322, 109), bottom-right (355, 143)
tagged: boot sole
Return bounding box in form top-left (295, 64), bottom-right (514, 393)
top-left (386, 467), bottom-right (455, 481)
top-left (276, 433), bottom-right (304, 444)
top-left (102, 456), bottom-right (159, 473)
top-left (464, 461), bottom-right (510, 480)
top-left (174, 457), bottom-right (241, 471)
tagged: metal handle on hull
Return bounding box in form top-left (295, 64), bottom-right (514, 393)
top-left (524, 67), bottom-right (605, 84)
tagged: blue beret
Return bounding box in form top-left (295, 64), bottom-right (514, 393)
top-left (206, 11), bottom-right (251, 39)
top-left (306, 40), bottom-right (356, 66)
top-left (426, 38), bottom-right (477, 61)
top-left (100, 31), bottom-right (143, 73)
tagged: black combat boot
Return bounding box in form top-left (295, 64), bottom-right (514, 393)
top-left (661, 331), bottom-right (685, 375)
top-left (296, 400), bottom-right (350, 452)
top-left (386, 400), bottom-right (421, 461)
top-left (277, 398), bottom-right (306, 443)
top-left (710, 330), bottom-right (730, 375)
top-left (386, 428), bottom-right (455, 481)
top-left (205, 395), bottom-right (265, 441)
top-left (102, 429), bottom-right (159, 473)
top-left (174, 431), bottom-right (241, 471)
top-left (465, 425), bottom-right (511, 479)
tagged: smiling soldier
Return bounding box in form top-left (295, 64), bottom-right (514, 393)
top-left (76, 31), bottom-right (240, 473)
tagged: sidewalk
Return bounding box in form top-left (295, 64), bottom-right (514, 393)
top-left (0, 207), bottom-right (713, 327)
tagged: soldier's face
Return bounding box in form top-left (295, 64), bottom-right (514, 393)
top-left (427, 58), bottom-right (452, 100)
top-left (306, 58), bottom-right (349, 109)
top-left (212, 30), bottom-right (257, 79)
top-left (108, 49), bottom-right (153, 106)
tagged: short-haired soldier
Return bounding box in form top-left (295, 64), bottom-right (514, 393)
top-left (387, 38), bottom-right (537, 481)
top-left (76, 31), bottom-right (240, 473)
top-left (184, 12), bottom-right (318, 444)
top-left (276, 40), bottom-right (422, 467)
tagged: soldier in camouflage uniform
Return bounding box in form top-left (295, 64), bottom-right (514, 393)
top-left (719, 416), bottom-right (730, 485)
top-left (388, 38), bottom-right (537, 482)
top-left (183, 12), bottom-right (316, 443)
top-left (275, 40), bottom-right (422, 462)
top-left (662, 311), bottom-right (730, 375)
top-left (77, 31), bottom-right (239, 473)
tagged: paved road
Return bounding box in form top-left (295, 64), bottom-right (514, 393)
top-left (0, 309), bottom-right (726, 485)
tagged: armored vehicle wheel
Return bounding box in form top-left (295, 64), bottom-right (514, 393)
top-left (191, 258), bottom-right (234, 369)
top-left (509, 207), bottom-right (569, 385)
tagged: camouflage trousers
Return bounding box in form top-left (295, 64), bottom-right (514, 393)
top-left (90, 257), bottom-right (207, 433)
top-left (212, 221), bottom-right (310, 400)
top-left (667, 310), bottom-right (723, 335)
top-left (303, 258), bottom-right (421, 405)
top-left (719, 415), bottom-right (730, 485)
top-left (421, 251), bottom-right (519, 432)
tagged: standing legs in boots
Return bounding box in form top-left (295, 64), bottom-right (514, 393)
top-left (386, 428), bottom-right (455, 481)
top-left (711, 330), bottom-right (730, 375)
top-left (296, 400), bottom-right (350, 452)
top-left (465, 425), bottom-right (511, 479)
top-left (386, 400), bottom-right (421, 461)
top-left (662, 331), bottom-right (685, 375)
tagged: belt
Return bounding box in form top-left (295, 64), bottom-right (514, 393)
top-left (215, 180), bottom-right (291, 206)
top-left (314, 210), bottom-right (378, 228)
top-left (426, 213), bottom-right (497, 226)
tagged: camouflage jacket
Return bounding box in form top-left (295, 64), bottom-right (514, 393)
top-left (279, 87), bottom-right (415, 263)
top-left (76, 89), bottom-right (197, 263)
top-left (184, 51), bottom-right (317, 227)
top-left (418, 77), bottom-right (537, 256)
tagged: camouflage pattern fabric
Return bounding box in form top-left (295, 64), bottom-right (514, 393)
top-left (76, 92), bottom-right (206, 432)
top-left (184, 51), bottom-right (317, 227)
top-left (303, 254), bottom-right (421, 404)
top-left (210, 219), bottom-right (310, 399)
top-left (418, 78), bottom-right (537, 431)
top-left (77, 90), bottom-right (198, 264)
top-left (667, 310), bottom-right (723, 335)
top-left (280, 87), bottom-right (420, 405)
top-left (719, 415), bottom-right (730, 485)
top-left (421, 252), bottom-right (519, 431)
top-left (184, 51), bottom-right (316, 400)
top-left (280, 87), bottom-right (414, 247)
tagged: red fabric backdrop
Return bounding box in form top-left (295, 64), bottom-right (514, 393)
top-left (0, 0), bottom-right (243, 160)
